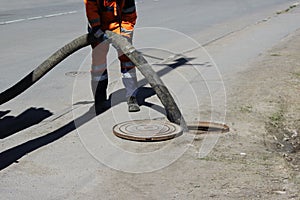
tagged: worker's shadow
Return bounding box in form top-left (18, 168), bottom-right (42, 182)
top-left (0, 56), bottom-right (195, 170)
top-left (0, 108), bottom-right (52, 139)
top-left (0, 87), bottom-right (164, 171)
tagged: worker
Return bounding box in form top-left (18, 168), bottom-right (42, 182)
top-left (84, 0), bottom-right (140, 112)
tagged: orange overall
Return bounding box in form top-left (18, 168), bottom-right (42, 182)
top-left (84, 0), bottom-right (138, 87)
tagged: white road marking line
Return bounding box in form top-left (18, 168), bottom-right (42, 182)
top-left (27, 16), bottom-right (43, 20)
top-left (0, 10), bottom-right (78, 25)
top-left (44, 13), bottom-right (65, 18)
top-left (0, 18), bottom-right (26, 25)
top-left (67, 11), bottom-right (77, 14)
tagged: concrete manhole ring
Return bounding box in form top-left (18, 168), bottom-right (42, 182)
top-left (187, 121), bottom-right (230, 134)
top-left (113, 119), bottom-right (183, 142)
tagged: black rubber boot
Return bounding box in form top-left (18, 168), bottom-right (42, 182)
top-left (91, 79), bottom-right (108, 113)
top-left (127, 96), bottom-right (140, 112)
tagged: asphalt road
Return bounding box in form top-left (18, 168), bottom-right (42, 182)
top-left (0, 0), bottom-right (296, 113)
top-left (1, 0), bottom-right (300, 199)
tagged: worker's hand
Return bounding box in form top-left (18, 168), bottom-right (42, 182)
top-left (93, 28), bottom-right (108, 41)
top-left (94, 29), bottom-right (104, 38)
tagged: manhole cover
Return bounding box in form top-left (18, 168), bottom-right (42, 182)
top-left (113, 119), bottom-right (183, 141)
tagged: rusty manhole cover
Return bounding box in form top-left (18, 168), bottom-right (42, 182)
top-left (113, 119), bottom-right (183, 141)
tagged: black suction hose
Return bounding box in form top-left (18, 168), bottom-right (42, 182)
top-left (0, 31), bottom-right (187, 129)
top-left (0, 34), bottom-right (95, 105)
top-left (105, 31), bottom-right (187, 129)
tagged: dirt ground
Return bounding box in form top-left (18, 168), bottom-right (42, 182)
top-left (220, 29), bottom-right (300, 199)
top-left (229, 29), bottom-right (300, 170)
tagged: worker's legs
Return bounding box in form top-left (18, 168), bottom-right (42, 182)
top-left (115, 27), bottom-right (140, 112)
top-left (119, 52), bottom-right (140, 112)
top-left (91, 41), bottom-right (109, 112)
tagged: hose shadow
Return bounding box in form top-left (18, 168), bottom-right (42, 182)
top-left (0, 86), bottom-right (162, 170)
top-left (0, 110), bottom-right (10, 118)
top-left (0, 56), bottom-right (194, 170)
top-left (109, 56), bottom-right (197, 111)
top-left (0, 85), bottom-right (170, 171)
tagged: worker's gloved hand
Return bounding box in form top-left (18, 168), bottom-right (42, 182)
top-left (93, 28), bottom-right (108, 41)
top-left (94, 29), bottom-right (104, 38)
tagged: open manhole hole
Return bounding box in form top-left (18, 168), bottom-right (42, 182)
top-left (113, 120), bottom-right (229, 142)
top-left (187, 121), bottom-right (230, 134)
top-left (113, 119), bottom-right (183, 142)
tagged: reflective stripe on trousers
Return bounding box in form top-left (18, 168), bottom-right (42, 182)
top-left (122, 67), bottom-right (136, 79)
top-left (91, 63), bottom-right (108, 81)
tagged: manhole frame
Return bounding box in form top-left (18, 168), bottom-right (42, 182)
top-left (113, 120), bottom-right (230, 142)
top-left (187, 121), bottom-right (230, 134)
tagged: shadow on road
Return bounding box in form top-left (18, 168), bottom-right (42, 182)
top-left (0, 107), bottom-right (95, 171)
top-left (0, 56), bottom-right (196, 170)
top-left (0, 107), bottom-right (52, 139)
top-left (0, 110), bottom-right (10, 118)
top-left (0, 87), bottom-right (164, 171)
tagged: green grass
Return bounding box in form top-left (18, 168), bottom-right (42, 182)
top-left (269, 109), bottom-right (285, 127)
top-left (292, 72), bottom-right (300, 78)
top-left (240, 105), bottom-right (253, 113)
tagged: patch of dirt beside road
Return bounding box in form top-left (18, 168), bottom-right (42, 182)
top-left (224, 29), bottom-right (300, 198)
